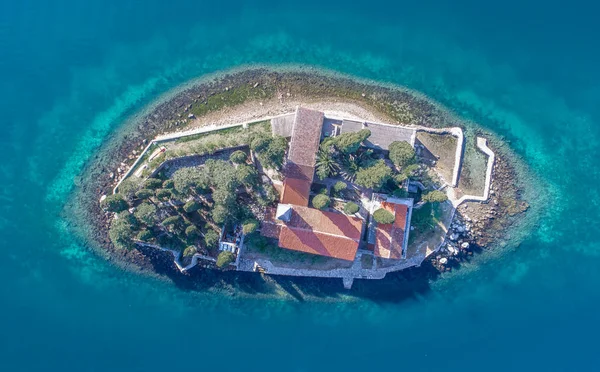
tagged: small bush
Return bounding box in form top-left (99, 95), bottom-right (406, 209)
top-left (344, 202), bottom-right (360, 215)
top-left (183, 200), bottom-right (201, 213)
top-left (373, 208), bottom-right (396, 224)
top-left (101, 194), bottom-right (129, 213)
top-left (242, 219), bottom-right (259, 234)
top-left (312, 194), bottom-right (331, 210)
top-left (333, 181), bottom-right (347, 194)
top-left (229, 150), bottom-right (247, 164)
top-left (216, 251), bottom-right (235, 268)
top-left (422, 190), bottom-right (448, 203)
top-left (183, 246), bottom-right (197, 259)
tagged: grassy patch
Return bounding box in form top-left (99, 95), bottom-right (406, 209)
top-left (188, 84), bottom-right (275, 118)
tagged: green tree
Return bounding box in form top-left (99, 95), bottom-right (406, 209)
top-left (134, 202), bottom-right (157, 226)
top-left (235, 165), bottom-right (258, 187)
top-left (211, 205), bottom-right (228, 225)
top-left (343, 202), bottom-right (360, 215)
top-left (135, 189), bottom-right (154, 200)
top-left (155, 188), bottom-right (172, 201)
top-left (117, 178), bottom-right (138, 199)
top-left (315, 146), bottom-right (339, 180)
top-left (172, 167), bottom-right (209, 195)
top-left (162, 215), bottom-right (182, 228)
top-left (250, 136), bottom-right (269, 152)
top-left (388, 141), bottom-right (415, 168)
top-left (183, 246), bottom-right (197, 260)
top-left (109, 214), bottom-right (136, 249)
top-left (212, 188), bottom-right (236, 208)
top-left (137, 229), bottom-right (153, 242)
top-left (422, 190), bottom-right (448, 203)
top-left (162, 179), bottom-right (175, 189)
top-left (185, 225), bottom-right (201, 240)
top-left (312, 194), bottom-right (331, 210)
top-left (204, 230), bottom-right (220, 248)
top-left (373, 208), bottom-right (396, 224)
top-left (334, 129), bottom-right (371, 153)
top-left (216, 251), bottom-right (235, 268)
top-left (229, 150), bottom-right (247, 164)
top-left (144, 178), bottom-right (163, 190)
top-left (256, 136), bottom-right (287, 170)
top-left (242, 219), bottom-right (259, 235)
top-left (101, 194), bottom-right (129, 213)
top-left (355, 160), bottom-right (392, 190)
top-left (183, 200), bottom-right (201, 213)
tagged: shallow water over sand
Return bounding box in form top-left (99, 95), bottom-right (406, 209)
top-left (1, 1), bottom-right (600, 370)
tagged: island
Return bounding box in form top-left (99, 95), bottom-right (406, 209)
top-left (70, 67), bottom-right (530, 293)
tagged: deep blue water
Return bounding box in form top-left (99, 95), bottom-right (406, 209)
top-left (2, 1), bottom-right (600, 371)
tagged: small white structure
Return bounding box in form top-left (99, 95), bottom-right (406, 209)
top-left (276, 204), bottom-right (292, 222)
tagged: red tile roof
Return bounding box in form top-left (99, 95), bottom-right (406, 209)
top-left (280, 178), bottom-right (311, 206)
top-left (279, 227), bottom-right (359, 261)
top-left (276, 206), bottom-right (363, 261)
top-left (374, 202), bottom-right (408, 259)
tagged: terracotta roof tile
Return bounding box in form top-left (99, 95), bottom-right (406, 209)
top-left (280, 178), bottom-right (311, 206)
top-left (278, 226), bottom-right (359, 261)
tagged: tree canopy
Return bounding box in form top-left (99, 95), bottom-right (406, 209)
top-left (172, 167), bottom-right (209, 195)
top-left (242, 219), bottom-right (259, 235)
top-left (312, 194), bottom-right (331, 210)
top-left (216, 251), bottom-right (235, 268)
top-left (109, 213), bottom-right (136, 249)
top-left (422, 190), bottom-right (448, 203)
top-left (144, 178), bottom-right (163, 190)
top-left (344, 202), bottom-right (360, 215)
top-left (101, 194), bottom-right (129, 213)
top-left (333, 129), bottom-right (371, 154)
top-left (373, 208), bottom-right (396, 224)
top-left (183, 200), bottom-right (201, 213)
top-left (135, 189), bottom-right (154, 200)
top-left (134, 202), bottom-right (157, 226)
top-left (388, 141), bottom-right (415, 168)
top-left (355, 160), bottom-right (392, 190)
top-left (204, 230), bottom-right (220, 248)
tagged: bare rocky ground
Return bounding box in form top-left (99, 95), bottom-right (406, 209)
top-left (65, 67), bottom-right (530, 301)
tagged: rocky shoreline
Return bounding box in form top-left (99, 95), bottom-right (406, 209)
top-left (65, 67), bottom-right (531, 301)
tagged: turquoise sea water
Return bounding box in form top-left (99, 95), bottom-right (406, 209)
top-left (2, 1), bottom-right (600, 370)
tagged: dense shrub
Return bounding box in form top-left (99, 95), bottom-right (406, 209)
top-left (388, 141), bottom-right (415, 168)
top-left (229, 150), bottom-right (247, 164)
top-left (333, 181), bottom-right (347, 194)
top-left (216, 251), bottom-right (235, 268)
top-left (344, 202), bottom-right (360, 215)
top-left (373, 208), bottom-right (396, 224)
top-left (422, 190), bottom-right (448, 203)
top-left (183, 246), bottom-right (197, 260)
top-left (183, 200), bottom-right (201, 213)
top-left (162, 179), bottom-right (175, 189)
top-left (312, 194), bottom-right (331, 210)
top-left (393, 188), bottom-right (408, 198)
top-left (101, 194), bottom-right (129, 212)
top-left (211, 205), bottom-right (228, 225)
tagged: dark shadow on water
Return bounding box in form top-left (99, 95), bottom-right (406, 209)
top-left (136, 244), bottom-right (485, 304)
